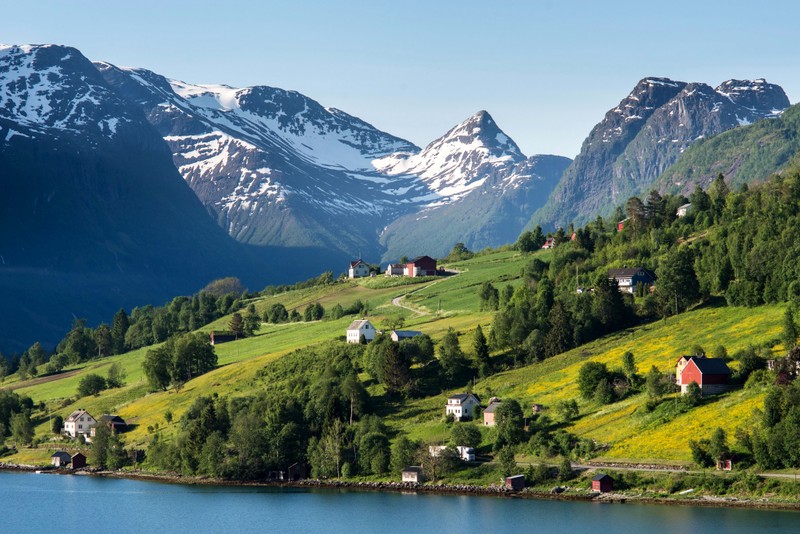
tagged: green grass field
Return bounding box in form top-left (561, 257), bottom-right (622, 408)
top-left (1, 248), bottom-right (785, 467)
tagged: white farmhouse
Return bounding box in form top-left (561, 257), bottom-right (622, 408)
top-left (346, 319), bottom-right (376, 344)
top-left (348, 259), bottom-right (370, 279)
top-left (445, 393), bottom-right (481, 421)
top-left (63, 409), bottom-right (97, 438)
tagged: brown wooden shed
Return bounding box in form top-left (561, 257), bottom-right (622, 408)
top-left (592, 473), bottom-right (613, 492)
top-left (71, 452), bottom-right (87, 469)
top-left (505, 474), bottom-right (525, 491)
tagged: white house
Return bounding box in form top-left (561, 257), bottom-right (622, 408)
top-left (445, 393), bottom-right (481, 421)
top-left (676, 203), bottom-right (692, 217)
top-left (63, 409), bottom-right (97, 438)
top-left (348, 259), bottom-right (370, 279)
top-left (346, 319), bottom-right (376, 343)
top-left (385, 263), bottom-right (405, 277)
top-left (428, 445), bottom-right (475, 462)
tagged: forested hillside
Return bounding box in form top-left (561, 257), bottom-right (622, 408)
top-left (3, 168), bottom-right (800, 491)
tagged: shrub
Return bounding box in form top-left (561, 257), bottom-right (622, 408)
top-left (77, 374), bottom-right (107, 397)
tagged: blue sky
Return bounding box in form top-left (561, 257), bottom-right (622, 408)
top-left (2, 0), bottom-right (798, 157)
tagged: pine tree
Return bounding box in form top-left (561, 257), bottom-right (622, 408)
top-left (473, 325), bottom-right (491, 377)
top-left (229, 312), bottom-right (245, 338)
top-left (111, 309), bottom-right (130, 355)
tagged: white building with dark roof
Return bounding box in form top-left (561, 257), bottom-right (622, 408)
top-left (348, 259), bottom-right (370, 279)
top-left (390, 330), bottom-right (422, 342)
top-left (63, 409), bottom-right (97, 438)
top-left (445, 392), bottom-right (481, 421)
top-left (346, 319), bottom-right (376, 343)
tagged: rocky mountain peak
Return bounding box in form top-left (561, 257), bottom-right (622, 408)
top-left (529, 75), bottom-right (791, 231)
top-left (434, 110), bottom-right (524, 160)
top-left (0, 44), bottom-right (137, 139)
top-left (714, 79), bottom-right (789, 112)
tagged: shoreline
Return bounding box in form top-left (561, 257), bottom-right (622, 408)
top-left (3, 463), bottom-right (799, 512)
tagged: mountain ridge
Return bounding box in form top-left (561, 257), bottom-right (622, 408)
top-left (528, 76), bottom-right (789, 230)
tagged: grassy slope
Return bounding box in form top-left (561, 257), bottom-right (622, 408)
top-left (2, 248), bottom-right (784, 467)
top-left (386, 302), bottom-right (783, 463)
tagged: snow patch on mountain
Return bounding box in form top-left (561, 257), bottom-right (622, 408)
top-left (164, 78), bottom-right (415, 171)
top-left (374, 110), bottom-right (526, 203)
top-left (0, 45), bottom-right (132, 138)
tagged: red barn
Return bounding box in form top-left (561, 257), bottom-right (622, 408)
top-left (679, 357), bottom-right (731, 396)
top-left (406, 256), bottom-right (437, 277)
top-left (592, 473), bottom-right (614, 492)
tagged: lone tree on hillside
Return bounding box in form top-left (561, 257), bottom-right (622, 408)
top-left (473, 325), bottom-right (491, 377)
top-left (229, 312), bottom-right (245, 338)
top-left (77, 374), bottom-right (107, 397)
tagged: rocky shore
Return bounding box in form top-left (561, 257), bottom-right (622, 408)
top-left (2, 462), bottom-right (799, 511)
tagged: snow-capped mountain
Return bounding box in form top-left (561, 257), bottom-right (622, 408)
top-left (376, 111), bottom-right (569, 259)
top-left (0, 44), bottom-right (331, 352)
top-left (379, 152), bottom-right (571, 260)
top-left (98, 62), bottom-right (435, 255)
top-left (0, 44), bottom-right (141, 141)
top-left (529, 77), bottom-right (790, 230)
top-left (99, 64), bottom-right (567, 258)
top-left (374, 111), bottom-right (527, 204)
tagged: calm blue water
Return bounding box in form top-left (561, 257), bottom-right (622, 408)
top-left (1, 471), bottom-right (798, 533)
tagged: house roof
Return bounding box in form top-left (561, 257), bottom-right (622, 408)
top-left (678, 202), bottom-right (692, 210)
top-left (409, 255), bottom-right (435, 264)
top-left (402, 466), bottom-right (423, 473)
top-left (347, 319), bottom-right (372, 331)
top-left (448, 392), bottom-right (480, 404)
top-left (51, 451), bottom-right (71, 460)
top-left (66, 409), bottom-right (93, 422)
top-left (484, 400), bottom-right (502, 413)
top-left (607, 268), bottom-right (656, 279)
top-left (676, 354), bottom-right (705, 365)
top-left (100, 414), bottom-right (126, 425)
top-left (392, 330), bottom-right (422, 339)
top-left (687, 358), bottom-right (731, 375)
top-left (349, 259), bottom-right (367, 268)
top-left (71, 452), bottom-right (86, 459)
top-left (592, 473), bottom-right (613, 482)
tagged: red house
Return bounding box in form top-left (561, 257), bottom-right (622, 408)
top-left (406, 256), bottom-right (437, 277)
top-left (617, 218), bottom-right (629, 231)
top-left (678, 357), bottom-right (731, 396)
top-left (592, 473), bottom-right (614, 492)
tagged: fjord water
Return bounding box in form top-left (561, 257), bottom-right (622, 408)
top-left (2, 471), bottom-right (797, 533)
